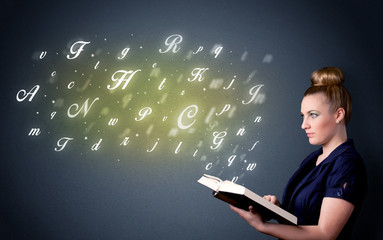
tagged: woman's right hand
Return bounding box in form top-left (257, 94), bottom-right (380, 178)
top-left (263, 195), bottom-right (281, 207)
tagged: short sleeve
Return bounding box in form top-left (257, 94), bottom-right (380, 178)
top-left (324, 152), bottom-right (367, 205)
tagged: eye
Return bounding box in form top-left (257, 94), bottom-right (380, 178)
top-left (310, 113), bottom-right (318, 118)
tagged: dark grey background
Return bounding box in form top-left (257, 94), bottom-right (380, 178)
top-left (1, 0), bottom-right (382, 239)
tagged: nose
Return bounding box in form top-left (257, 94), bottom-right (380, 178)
top-left (301, 116), bottom-right (309, 130)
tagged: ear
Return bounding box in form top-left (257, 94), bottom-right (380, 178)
top-left (335, 108), bottom-right (346, 124)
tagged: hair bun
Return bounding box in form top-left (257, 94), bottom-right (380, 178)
top-left (310, 67), bottom-right (344, 87)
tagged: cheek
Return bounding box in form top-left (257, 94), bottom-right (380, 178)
top-left (317, 118), bottom-right (336, 135)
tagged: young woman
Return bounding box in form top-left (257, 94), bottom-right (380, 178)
top-left (231, 67), bottom-right (367, 240)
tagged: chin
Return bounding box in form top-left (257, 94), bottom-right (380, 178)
top-left (308, 138), bottom-right (322, 146)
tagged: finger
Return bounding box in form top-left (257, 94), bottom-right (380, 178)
top-left (263, 195), bottom-right (271, 202)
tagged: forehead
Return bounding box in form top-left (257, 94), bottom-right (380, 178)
top-left (301, 93), bottom-right (330, 112)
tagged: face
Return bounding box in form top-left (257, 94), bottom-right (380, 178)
top-left (301, 93), bottom-right (338, 146)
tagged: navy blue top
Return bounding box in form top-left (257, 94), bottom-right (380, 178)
top-left (281, 140), bottom-right (367, 239)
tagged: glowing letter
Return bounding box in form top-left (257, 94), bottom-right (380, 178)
top-left (236, 127), bottom-right (246, 136)
top-left (242, 84), bottom-right (264, 104)
top-left (248, 141), bottom-right (259, 151)
top-left (120, 137), bottom-right (130, 146)
top-left (215, 104), bottom-right (231, 116)
top-left (108, 69), bottom-right (141, 90)
top-left (246, 163), bottom-right (257, 171)
top-left (158, 78), bottom-right (166, 90)
top-left (211, 44), bottom-right (223, 58)
top-left (51, 111), bottom-right (57, 119)
top-left (193, 149), bottom-right (198, 157)
top-left (91, 139), bottom-right (102, 151)
top-left (178, 105), bottom-right (198, 130)
top-left (68, 81), bottom-right (75, 89)
top-left (40, 51), bottom-right (47, 59)
top-left (159, 34), bottom-right (183, 53)
top-left (16, 85), bottom-right (40, 102)
top-left (28, 128), bottom-right (41, 136)
top-left (67, 41), bottom-right (90, 59)
top-left (210, 131), bottom-right (227, 150)
top-left (55, 137), bottom-right (74, 152)
top-left (94, 61), bottom-right (100, 69)
top-left (228, 155), bottom-right (236, 167)
top-left (254, 116), bottom-right (262, 123)
top-left (175, 141), bottom-right (183, 154)
top-left (147, 138), bottom-right (159, 152)
top-left (118, 47), bottom-right (130, 59)
top-left (193, 46), bottom-right (203, 54)
top-left (135, 107), bottom-right (152, 121)
top-left (108, 118), bottom-right (118, 126)
top-left (205, 163), bottom-right (213, 170)
top-left (214, 46), bottom-right (223, 58)
top-left (223, 76), bottom-right (235, 90)
top-left (231, 176), bottom-right (239, 183)
top-left (187, 68), bottom-right (209, 82)
top-left (67, 97), bottom-right (99, 118)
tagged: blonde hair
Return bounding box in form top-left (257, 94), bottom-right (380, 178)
top-left (304, 67), bottom-right (352, 125)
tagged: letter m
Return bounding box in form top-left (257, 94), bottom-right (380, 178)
top-left (28, 128), bottom-right (41, 136)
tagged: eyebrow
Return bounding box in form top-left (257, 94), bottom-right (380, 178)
top-left (301, 110), bottom-right (319, 115)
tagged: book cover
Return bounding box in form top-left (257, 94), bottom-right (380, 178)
top-left (198, 174), bottom-right (297, 225)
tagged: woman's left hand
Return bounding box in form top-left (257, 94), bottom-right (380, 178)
top-left (230, 205), bottom-right (265, 231)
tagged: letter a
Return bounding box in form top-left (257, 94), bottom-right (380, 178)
top-left (16, 85), bottom-right (40, 102)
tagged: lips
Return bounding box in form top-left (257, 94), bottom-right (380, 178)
top-left (306, 133), bottom-right (314, 138)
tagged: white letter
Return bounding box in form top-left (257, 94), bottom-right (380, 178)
top-left (135, 107), bottom-right (152, 121)
top-left (16, 85), bottom-right (40, 102)
top-left (108, 69), bottom-right (141, 90)
top-left (187, 68), bottom-right (209, 82)
top-left (210, 131), bottom-right (227, 150)
top-left (108, 118), bottom-right (119, 126)
top-left (246, 163), bottom-right (257, 171)
top-left (159, 34), bottom-right (183, 53)
top-left (215, 104), bottom-right (231, 116)
top-left (178, 105), bottom-right (198, 130)
top-left (242, 84), bottom-right (264, 104)
top-left (118, 47), bottom-right (130, 59)
top-left (205, 163), bottom-right (213, 170)
top-left (55, 137), bottom-right (74, 152)
top-left (40, 51), bottom-right (47, 59)
top-left (147, 138), bottom-right (160, 152)
top-left (67, 41), bottom-right (90, 59)
top-left (91, 139), bottom-right (103, 151)
top-left (120, 137), bottom-right (130, 146)
top-left (28, 128), bottom-right (41, 136)
top-left (67, 97), bottom-right (99, 118)
top-left (228, 155), bottom-right (236, 167)
top-left (236, 127), bottom-right (246, 136)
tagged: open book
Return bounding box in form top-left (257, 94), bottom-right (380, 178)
top-left (198, 174), bottom-right (297, 225)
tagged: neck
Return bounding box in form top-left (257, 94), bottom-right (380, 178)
top-left (320, 125), bottom-right (348, 163)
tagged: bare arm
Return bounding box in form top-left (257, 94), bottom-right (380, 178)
top-left (230, 197), bottom-right (354, 240)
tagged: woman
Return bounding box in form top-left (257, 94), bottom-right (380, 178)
top-left (231, 67), bottom-right (367, 240)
